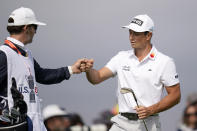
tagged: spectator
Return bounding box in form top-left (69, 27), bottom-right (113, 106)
top-left (177, 104), bottom-right (197, 131)
top-left (68, 113), bottom-right (89, 131)
top-left (69, 113), bottom-right (84, 126)
top-left (43, 104), bottom-right (70, 131)
top-left (93, 110), bottom-right (113, 130)
top-left (187, 93), bottom-right (197, 106)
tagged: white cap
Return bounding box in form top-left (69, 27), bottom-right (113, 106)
top-left (43, 104), bottom-right (67, 121)
top-left (122, 14), bottom-right (154, 32)
top-left (8, 7), bottom-right (46, 26)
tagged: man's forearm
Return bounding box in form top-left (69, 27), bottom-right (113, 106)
top-left (86, 69), bottom-right (101, 85)
top-left (148, 85), bottom-right (181, 115)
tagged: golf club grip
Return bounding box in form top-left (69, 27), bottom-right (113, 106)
top-left (129, 90), bottom-right (148, 131)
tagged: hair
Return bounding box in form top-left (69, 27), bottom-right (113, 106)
top-left (7, 26), bottom-right (25, 35)
top-left (7, 17), bottom-right (38, 35)
top-left (144, 31), bottom-right (149, 35)
top-left (7, 17), bottom-right (24, 35)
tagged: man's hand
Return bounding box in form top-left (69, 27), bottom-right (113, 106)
top-left (80, 59), bottom-right (94, 72)
top-left (134, 106), bottom-right (153, 119)
top-left (71, 59), bottom-right (87, 74)
top-left (85, 59), bottom-right (94, 72)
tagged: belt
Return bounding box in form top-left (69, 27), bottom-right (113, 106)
top-left (120, 112), bottom-right (159, 121)
top-left (120, 112), bottom-right (139, 120)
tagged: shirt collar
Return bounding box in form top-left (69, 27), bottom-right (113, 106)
top-left (130, 45), bottom-right (158, 61)
top-left (148, 46), bottom-right (157, 60)
top-left (6, 37), bottom-right (26, 50)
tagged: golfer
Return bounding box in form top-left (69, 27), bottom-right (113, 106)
top-left (0, 7), bottom-right (85, 131)
top-left (82, 14), bottom-right (181, 131)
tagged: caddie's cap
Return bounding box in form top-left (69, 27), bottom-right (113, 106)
top-left (8, 7), bottom-right (46, 26)
top-left (122, 14), bottom-right (154, 32)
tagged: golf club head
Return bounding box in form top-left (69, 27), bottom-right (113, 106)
top-left (120, 88), bottom-right (134, 94)
top-left (2, 109), bottom-right (10, 117)
top-left (0, 115), bottom-right (11, 123)
top-left (10, 108), bottom-right (20, 120)
top-left (120, 88), bottom-right (139, 107)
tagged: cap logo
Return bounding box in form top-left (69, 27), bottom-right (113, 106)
top-left (8, 17), bottom-right (14, 23)
top-left (131, 18), bottom-right (143, 26)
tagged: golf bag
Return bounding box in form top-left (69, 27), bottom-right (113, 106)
top-left (0, 78), bottom-right (32, 131)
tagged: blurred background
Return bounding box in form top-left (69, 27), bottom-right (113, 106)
top-left (1, 0), bottom-right (197, 130)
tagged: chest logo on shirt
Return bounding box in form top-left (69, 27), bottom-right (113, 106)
top-left (122, 66), bottom-right (130, 71)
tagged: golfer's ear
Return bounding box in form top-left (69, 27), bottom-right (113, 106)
top-left (146, 32), bottom-right (152, 41)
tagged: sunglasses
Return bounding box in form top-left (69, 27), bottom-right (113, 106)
top-left (186, 112), bottom-right (197, 117)
top-left (27, 24), bottom-right (38, 31)
top-left (31, 24), bottom-right (38, 31)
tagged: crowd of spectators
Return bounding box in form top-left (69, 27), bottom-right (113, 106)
top-left (43, 92), bottom-right (197, 131)
top-left (42, 104), bottom-right (117, 131)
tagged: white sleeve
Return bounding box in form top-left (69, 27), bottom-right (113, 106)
top-left (161, 58), bottom-right (179, 87)
top-left (105, 53), bottom-right (120, 75)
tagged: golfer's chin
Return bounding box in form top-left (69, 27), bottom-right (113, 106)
top-left (131, 43), bottom-right (136, 48)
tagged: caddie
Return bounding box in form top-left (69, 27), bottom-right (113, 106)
top-left (0, 7), bottom-right (85, 131)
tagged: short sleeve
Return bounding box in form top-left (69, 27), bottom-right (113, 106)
top-left (161, 58), bottom-right (179, 87)
top-left (105, 53), bottom-right (120, 75)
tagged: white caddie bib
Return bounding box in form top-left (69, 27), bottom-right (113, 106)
top-left (0, 43), bottom-right (46, 131)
